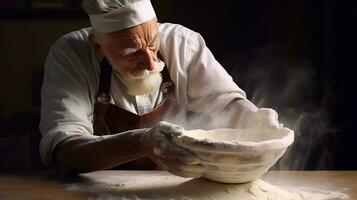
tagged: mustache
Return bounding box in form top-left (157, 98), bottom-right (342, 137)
top-left (126, 60), bottom-right (165, 80)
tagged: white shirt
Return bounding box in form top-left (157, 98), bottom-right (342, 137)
top-left (39, 23), bottom-right (247, 166)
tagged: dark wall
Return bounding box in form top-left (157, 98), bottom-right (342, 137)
top-left (326, 1), bottom-right (357, 170)
top-left (0, 0), bottom-right (356, 170)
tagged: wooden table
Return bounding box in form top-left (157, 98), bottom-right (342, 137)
top-left (0, 171), bottom-right (356, 199)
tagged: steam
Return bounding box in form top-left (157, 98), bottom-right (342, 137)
top-left (226, 45), bottom-right (336, 170)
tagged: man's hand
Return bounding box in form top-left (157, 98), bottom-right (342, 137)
top-left (140, 121), bottom-right (204, 178)
top-left (245, 108), bottom-right (283, 129)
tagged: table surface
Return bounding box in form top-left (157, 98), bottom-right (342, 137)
top-left (0, 170), bottom-right (356, 200)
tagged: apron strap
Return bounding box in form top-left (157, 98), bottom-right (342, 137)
top-left (97, 57), bottom-right (112, 103)
top-left (158, 52), bottom-right (175, 95)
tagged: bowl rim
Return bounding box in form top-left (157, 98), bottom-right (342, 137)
top-left (173, 127), bottom-right (294, 153)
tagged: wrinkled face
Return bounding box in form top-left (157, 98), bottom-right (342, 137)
top-left (91, 19), bottom-right (160, 75)
top-left (90, 19), bottom-right (163, 95)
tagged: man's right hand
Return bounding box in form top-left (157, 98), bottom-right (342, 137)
top-left (53, 121), bottom-right (203, 176)
top-left (140, 121), bottom-right (204, 178)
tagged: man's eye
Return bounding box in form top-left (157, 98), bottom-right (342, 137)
top-left (149, 41), bottom-right (159, 49)
top-left (149, 45), bottom-right (157, 50)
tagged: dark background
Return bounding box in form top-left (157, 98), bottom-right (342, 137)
top-left (0, 0), bottom-right (356, 171)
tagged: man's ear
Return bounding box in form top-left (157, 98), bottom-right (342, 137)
top-left (89, 35), bottom-right (102, 58)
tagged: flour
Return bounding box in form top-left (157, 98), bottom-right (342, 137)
top-left (172, 128), bottom-right (294, 183)
top-left (65, 172), bottom-right (350, 200)
top-left (294, 187), bottom-right (350, 200)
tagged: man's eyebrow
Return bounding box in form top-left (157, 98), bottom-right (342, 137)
top-left (119, 47), bottom-right (140, 56)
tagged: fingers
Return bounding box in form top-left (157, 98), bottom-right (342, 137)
top-left (151, 156), bottom-right (204, 178)
top-left (155, 121), bottom-right (184, 137)
top-left (256, 108), bottom-right (278, 121)
top-left (146, 121), bottom-right (202, 177)
top-left (153, 136), bottom-right (200, 165)
top-left (250, 108), bottom-right (281, 129)
top-left (152, 121), bottom-right (200, 164)
top-left (265, 115), bottom-right (280, 129)
top-left (264, 109), bottom-right (280, 129)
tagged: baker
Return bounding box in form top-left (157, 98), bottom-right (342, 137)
top-left (39, 0), bottom-right (281, 177)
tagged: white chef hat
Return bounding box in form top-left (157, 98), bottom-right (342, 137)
top-left (88, 0), bottom-right (157, 33)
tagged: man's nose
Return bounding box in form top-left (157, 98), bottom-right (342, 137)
top-left (141, 48), bottom-right (156, 71)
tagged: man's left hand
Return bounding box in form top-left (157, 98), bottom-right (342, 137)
top-left (245, 108), bottom-right (283, 129)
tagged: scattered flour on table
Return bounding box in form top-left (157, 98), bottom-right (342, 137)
top-left (65, 176), bottom-right (350, 200)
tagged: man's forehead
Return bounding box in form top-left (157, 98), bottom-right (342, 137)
top-left (106, 20), bottom-right (158, 41)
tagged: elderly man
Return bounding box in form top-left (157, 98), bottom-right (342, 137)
top-left (40, 0), bottom-right (281, 177)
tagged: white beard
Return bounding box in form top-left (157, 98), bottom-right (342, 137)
top-left (116, 60), bottom-right (165, 96)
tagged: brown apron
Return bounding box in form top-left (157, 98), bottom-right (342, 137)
top-left (92, 57), bottom-right (176, 169)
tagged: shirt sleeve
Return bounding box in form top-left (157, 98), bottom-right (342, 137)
top-left (39, 38), bottom-right (96, 166)
top-left (185, 32), bottom-right (247, 116)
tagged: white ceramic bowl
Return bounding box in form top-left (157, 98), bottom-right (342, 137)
top-left (173, 127), bottom-right (294, 183)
